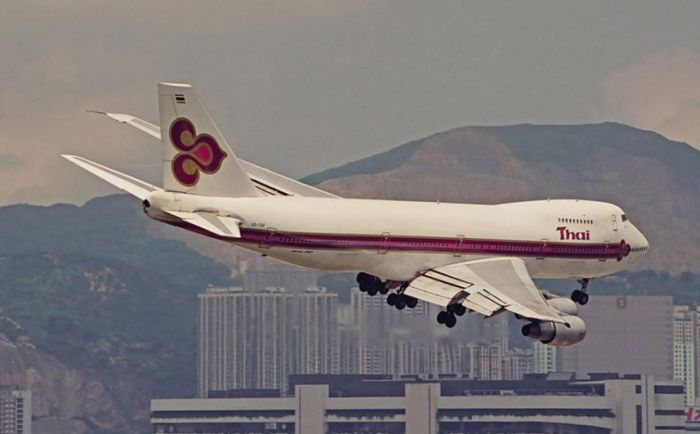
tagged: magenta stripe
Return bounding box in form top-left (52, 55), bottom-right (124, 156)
top-left (168, 221), bottom-right (630, 261)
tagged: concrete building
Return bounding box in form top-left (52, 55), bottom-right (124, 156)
top-left (533, 341), bottom-right (559, 373)
top-left (560, 296), bottom-right (674, 379)
top-left (673, 305), bottom-right (697, 405)
top-left (290, 287), bottom-right (339, 375)
top-left (198, 287), bottom-right (338, 397)
top-left (502, 347), bottom-right (535, 380)
top-left (0, 388), bottom-right (30, 434)
top-left (240, 261), bottom-right (318, 294)
top-left (152, 373), bottom-right (687, 434)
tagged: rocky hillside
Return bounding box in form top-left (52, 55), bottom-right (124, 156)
top-left (305, 122), bottom-right (700, 273)
top-left (0, 196), bottom-right (234, 433)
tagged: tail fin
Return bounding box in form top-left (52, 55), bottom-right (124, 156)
top-left (158, 82), bottom-right (258, 197)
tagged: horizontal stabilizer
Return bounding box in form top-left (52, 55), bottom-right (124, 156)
top-left (166, 210), bottom-right (241, 238)
top-left (88, 110), bottom-right (162, 139)
top-left (89, 110), bottom-right (161, 139)
top-left (62, 155), bottom-right (161, 200)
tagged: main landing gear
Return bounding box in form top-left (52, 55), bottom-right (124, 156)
top-left (357, 272), bottom-right (388, 296)
top-left (571, 278), bottom-right (590, 305)
top-left (356, 273), bottom-right (418, 310)
top-left (436, 304), bottom-right (467, 328)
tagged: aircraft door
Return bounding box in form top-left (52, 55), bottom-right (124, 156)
top-left (454, 234), bottom-right (465, 257)
top-left (378, 232), bottom-right (390, 254)
top-left (611, 215), bottom-right (618, 232)
top-left (260, 227), bottom-right (277, 249)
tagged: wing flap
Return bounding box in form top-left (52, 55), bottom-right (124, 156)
top-left (404, 257), bottom-right (565, 323)
top-left (403, 281), bottom-right (455, 306)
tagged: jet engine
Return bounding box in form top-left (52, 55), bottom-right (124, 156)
top-left (544, 295), bottom-right (578, 316)
top-left (521, 315), bottom-right (586, 347)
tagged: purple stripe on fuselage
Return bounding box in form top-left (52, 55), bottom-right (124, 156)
top-left (166, 220), bottom-right (626, 260)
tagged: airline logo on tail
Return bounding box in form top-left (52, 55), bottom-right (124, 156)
top-left (169, 117), bottom-right (227, 186)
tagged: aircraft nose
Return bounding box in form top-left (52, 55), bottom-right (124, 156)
top-left (641, 232), bottom-right (650, 251)
top-left (631, 226), bottom-right (649, 258)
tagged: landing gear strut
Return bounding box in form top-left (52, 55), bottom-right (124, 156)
top-left (571, 279), bottom-right (590, 305)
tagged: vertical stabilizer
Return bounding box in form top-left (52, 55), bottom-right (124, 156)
top-left (158, 82), bottom-right (258, 197)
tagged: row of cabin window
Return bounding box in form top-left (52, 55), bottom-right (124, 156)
top-left (558, 217), bottom-right (593, 224)
top-left (274, 237), bottom-right (609, 254)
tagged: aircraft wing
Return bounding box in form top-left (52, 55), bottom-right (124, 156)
top-left (403, 257), bottom-right (566, 323)
top-left (88, 111), bottom-right (339, 198)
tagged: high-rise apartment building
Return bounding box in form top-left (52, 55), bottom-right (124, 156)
top-left (673, 305), bottom-right (697, 405)
top-left (350, 289), bottom-right (433, 375)
top-left (240, 261), bottom-right (318, 294)
top-left (0, 388), bottom-right (30, 434)
top-left (533, 341), bottom-right (558, 374)
top-left (290, 287), bottom-right (339, 375)
top-left (197, 287), bottom-right (338, 397)
top-left (503, 347), bottom-right (535, 380)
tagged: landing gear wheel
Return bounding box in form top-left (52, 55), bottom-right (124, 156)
top-left (387, 293), bottom-right (398, 306)
top-left (395, 295), bottom-right (407, 310)
top-left (437, 311), bottom-right (457, 328)
top-left (453, 304), bottom-right (466, 316)
top-left (571, 289), bottom-right (589, 305)
top-left (406, 296), bottom-right (418, 309)
top-left (357, 272), bottom-right (382, 295)
top-left (379, 285), bottom-right (389, 295)
top-left (578, 292), bottom-right (589, 305)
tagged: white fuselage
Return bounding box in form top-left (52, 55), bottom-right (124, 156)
top-left (147, 192), bottom-right (649, 282)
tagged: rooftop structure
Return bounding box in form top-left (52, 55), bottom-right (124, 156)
top-left (152, 373), bottom-right (686, 434)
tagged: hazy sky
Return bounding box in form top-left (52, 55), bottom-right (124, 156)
top-left (2, 0), bottom-right (700, 205)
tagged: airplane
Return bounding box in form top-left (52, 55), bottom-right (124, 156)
top-left (63, 82), bottom-right (650, 347)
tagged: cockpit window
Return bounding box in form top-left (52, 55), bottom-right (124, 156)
top-left (621, 214), bottom-right (628, 222)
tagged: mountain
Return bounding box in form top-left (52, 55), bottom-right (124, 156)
top-left (304, 122), bottom-right (700, 273)
top-left (0, 196), bottom-right (234, 433)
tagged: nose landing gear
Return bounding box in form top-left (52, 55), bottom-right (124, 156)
top-left (571, 279), bottom-right (590, 305)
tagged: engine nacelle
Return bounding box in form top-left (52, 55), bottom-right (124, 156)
top-left (522, 315), bottom-right (587, 347)
top-left (545, 296), bottom-right (579, 316)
